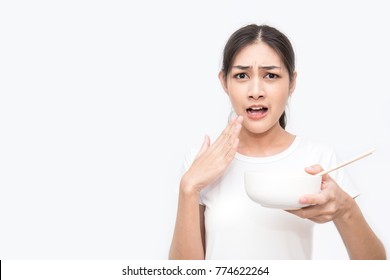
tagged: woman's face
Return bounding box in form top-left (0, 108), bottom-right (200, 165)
top-left (220, 41), bottom-right (296, 136)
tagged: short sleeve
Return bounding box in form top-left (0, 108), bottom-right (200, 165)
top-left (176, 145), bottom-right (206, 206)
top-left (327, 149), bottom-right (360, 199)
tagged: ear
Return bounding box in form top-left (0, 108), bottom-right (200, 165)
top-left (218, 71), bottom-right (229, 94)
top-left (289, 71), bottom-right (297, 96)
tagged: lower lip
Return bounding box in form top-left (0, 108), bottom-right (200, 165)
top-left (247, 110), bottom-right (268, 120)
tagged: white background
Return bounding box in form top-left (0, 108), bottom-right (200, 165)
top-left (0, 0), bottom-right (389, 260)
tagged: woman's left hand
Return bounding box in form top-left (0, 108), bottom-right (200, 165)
top-left (287, 165), bottom-right (355, 223)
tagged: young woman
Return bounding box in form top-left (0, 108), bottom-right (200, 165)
top-left (169, 24), bottom-right (386, 260)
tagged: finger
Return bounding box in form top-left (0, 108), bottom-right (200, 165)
top-left (228, 114), bottom-right (244, 125)
top-left (220, 115), bottom-right (243, 140)
top-left (287, 205), bottom-right (323, 220)
top-left (299, 192), bottom-right (327, 206)
top-left (224, 116), bottom-right (243, 144)
top-left (213, 119), bottom-right (236, 146)
top-left (304, 164), bottom-right (324, 175)
top-left (201, 115), bottom-right (242, 167)
top-left (213, 116), bottom-right (242, 151)
top-left (195, 135), bottom-right (210, 159)
top-left (224, 138), bottom-right (240, 162)
top-left (305, 164), bottom-right (333, 189)
top-left (234, 115), bottom-right (244, 124)
top-left (220, 121), bottom-right (242, 155)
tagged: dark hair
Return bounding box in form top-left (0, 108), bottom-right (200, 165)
top-left (221, 24), bottom-right (295, 129)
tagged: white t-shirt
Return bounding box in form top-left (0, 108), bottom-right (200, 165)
top-left (181, 136), bottom-right (359, 260)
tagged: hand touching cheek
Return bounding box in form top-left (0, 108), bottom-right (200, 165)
top-left (181, 116), bottom-right (243, 194)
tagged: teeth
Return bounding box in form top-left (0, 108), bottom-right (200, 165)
top-left (251, 107), bottom-right (263, 110)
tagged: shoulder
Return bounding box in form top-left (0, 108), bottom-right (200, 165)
top-left (296, 136), bottom-right (336, 156)
top-left (182, 138), bottom-right (205, 171)
top-left (183, 146), bottom-right (198, 170)
top-left (296, 137), bottom-right (360, 197)
top-left (293, 136), bottom-right (339, 169)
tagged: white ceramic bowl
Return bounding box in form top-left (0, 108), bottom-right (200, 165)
top-left (244, 171), bottom-right (322, 210)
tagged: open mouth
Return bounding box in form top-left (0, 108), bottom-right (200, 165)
top-left (246, 106), bottom-right (268, 119)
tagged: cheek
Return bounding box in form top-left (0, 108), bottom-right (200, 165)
top-left (269, 85), bottom-right (290, 105)
top-left (226, 85), bottom-right (242, 103)
top-left (277, 93), bottom-right (290, 105)
top-left (229, 95), bottom-right (241, 111)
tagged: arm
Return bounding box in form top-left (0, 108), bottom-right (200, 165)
top-left (169, 184), bottom-right (205, 259)
top-left (288, 165), bottom-right (386, 260)
top-left (333, 197), bottom-right (386, 259)
top-left (169, 116), bottom-right (242, 260)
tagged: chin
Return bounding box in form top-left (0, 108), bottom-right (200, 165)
top-left (246, 125), bottom-right (272, 135)
top-left (244, 120), bottom-right (280, 135)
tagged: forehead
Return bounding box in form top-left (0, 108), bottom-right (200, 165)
top-left (233, 41), bottom-right (282, 67)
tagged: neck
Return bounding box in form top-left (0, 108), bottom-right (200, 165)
top-left (237, 124), bottom-right (295, 157)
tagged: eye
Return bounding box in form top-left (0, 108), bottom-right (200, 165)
top-left (265, 73), bottom-right (279, 79)
top-left (234, 73), bottom-right (248, 79)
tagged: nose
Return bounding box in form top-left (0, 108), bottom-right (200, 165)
top-left (248, 78), bottom-right (264, 100)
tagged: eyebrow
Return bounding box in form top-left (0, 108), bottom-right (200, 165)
top-left (232, 65), bottom-right (281, 70)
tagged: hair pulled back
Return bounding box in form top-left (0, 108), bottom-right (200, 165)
top-left (221, 24), bottom-right (295, 129)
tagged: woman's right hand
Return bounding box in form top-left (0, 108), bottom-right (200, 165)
top-left (180, 115), bottom-right (243, 195)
